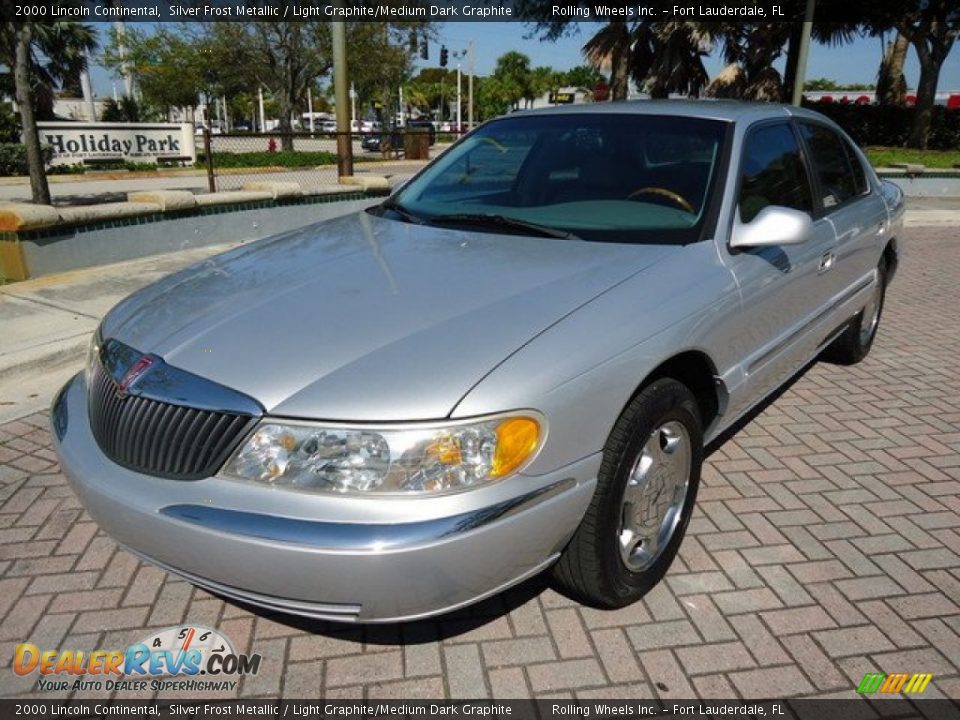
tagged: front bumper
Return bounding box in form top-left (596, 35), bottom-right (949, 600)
top-left (51, 374), bottom-right (599, 623)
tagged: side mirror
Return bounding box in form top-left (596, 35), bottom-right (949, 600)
top-left (730, 205), bottom-right (813, 249)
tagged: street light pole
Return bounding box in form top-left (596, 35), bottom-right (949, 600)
top-left (258, 86), bottom-right (265, 132)
top-left (456, 64), bottom-right (461, 131)
top-left (350, 82), bottom-right (357, 130)
top-left (307, 86), bottom-right (314, 133)
top-left (468, 40), bottom-right (475, 129)
top-left (332, 20), bottom-right (353, 177)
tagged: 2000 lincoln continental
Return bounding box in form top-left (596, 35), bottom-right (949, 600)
top-left (52, 102), bottom-right (905, 622)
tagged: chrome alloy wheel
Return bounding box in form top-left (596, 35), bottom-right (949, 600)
top-left (617, 421), bottom-right (692, 572)
top-left (859, 279), bottom-right (884, 345)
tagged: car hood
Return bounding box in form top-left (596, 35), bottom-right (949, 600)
top-left (103, 211), bottom-right (669, 420)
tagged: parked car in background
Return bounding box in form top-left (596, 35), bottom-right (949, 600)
top-left (53, 101), bottom-right (903, 623)
top-left (361, 126), bottom-right (403, 153)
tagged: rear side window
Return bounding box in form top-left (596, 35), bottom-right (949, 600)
top-left (738, 123), bottom-right (813, 223)
top-left (799, 122), bottom-right (865, 209)
top-left (843, 138), bottom-right (869, 195)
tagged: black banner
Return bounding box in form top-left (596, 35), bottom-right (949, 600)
top-left (0, 0), bottom-right (934, 23)
top-left (2, 699), bottom-right (960, 720)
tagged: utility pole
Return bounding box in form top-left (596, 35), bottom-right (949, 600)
top-left (468, 40), bottom-right (475, 130)
top-left (456, 64), bottom-right (461, 131)
top-left (790, 0), bottom-right (815, 106)
top-left (331, 20), bottom-right (353, 177)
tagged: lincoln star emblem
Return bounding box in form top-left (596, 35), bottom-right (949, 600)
top-left (115, 356), bottom-right (154, 397)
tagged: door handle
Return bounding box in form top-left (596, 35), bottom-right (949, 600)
top-left (818, 252), bottom-right (836, 274)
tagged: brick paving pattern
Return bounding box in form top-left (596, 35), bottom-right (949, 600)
top-left (0, 226), bottom-right (958, 700)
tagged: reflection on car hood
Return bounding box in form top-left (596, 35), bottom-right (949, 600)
top-left (103, 211), bottom-right (670, 420)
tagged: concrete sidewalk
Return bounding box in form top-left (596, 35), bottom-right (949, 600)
top-left (0, 243), bottom-right (238, 423)
top-left (1, 202), bottom-right (957, 424)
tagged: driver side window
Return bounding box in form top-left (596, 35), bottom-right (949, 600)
top-left (739, 123), bottom-right (813, 223)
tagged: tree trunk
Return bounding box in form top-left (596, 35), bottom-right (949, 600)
top-left (13, 24), bottom-right (51, 205)
top-left (277, 95), bottom-right (294, 152)
top-left (907, 57), bottom-right (941, 149)
top-left (877, 33), bottom-right (908, 106)
top-left (610, 43), bottom-right (629, 101)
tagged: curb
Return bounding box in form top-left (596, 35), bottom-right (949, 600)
top-left (0, 335), bottom-right (88, 384)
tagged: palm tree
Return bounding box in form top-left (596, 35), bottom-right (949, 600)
top-left (583, 21), bottom-right (631, 101)
top-left (584, 21), bottom-right (715, 101)
top-left (707, 24), bottom-right (792, 101)
top-left (1, 20), bottom-right (97, 204)
top-left (876, 32), bottom-right (909, 105)
top-left (637, 22), bottom-right (714, 99)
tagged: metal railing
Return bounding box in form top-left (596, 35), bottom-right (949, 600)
top-left (201, 128), bottom-right (460, 193)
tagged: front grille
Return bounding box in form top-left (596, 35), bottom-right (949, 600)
top-left (88, 363), bottom-right (256, 480)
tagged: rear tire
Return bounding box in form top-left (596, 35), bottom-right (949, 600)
top-left (553, 378), bottom-right (703, 608)
top-left (822, 258), bottom-right (888, 366)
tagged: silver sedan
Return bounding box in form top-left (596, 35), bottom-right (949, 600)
top-left (52, 101), bottom-right (905, 622)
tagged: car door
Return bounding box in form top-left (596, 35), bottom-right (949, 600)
top-left (796, 120), bottom-right (889, 310)
top-left (720, 120), bottom-right (838, 418)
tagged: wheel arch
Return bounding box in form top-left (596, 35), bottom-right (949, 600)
top-left (629, 350), bottom-right (727, 432)
top-left (882, 237), bottom-right (899, 283)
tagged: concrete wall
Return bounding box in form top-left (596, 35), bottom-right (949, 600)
top-left (881, 175), bottom-right (960, 198)
top-left (19, 195), bottom-right (381, 279)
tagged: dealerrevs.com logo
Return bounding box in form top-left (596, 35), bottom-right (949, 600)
top-left (13, 625), bottom-right (261, 693)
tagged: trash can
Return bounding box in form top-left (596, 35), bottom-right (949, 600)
top-left (404, 129), bottom-right (430, 160)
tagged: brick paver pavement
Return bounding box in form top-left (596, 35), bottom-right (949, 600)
top-left (0, 226), bottom-right (958, 701)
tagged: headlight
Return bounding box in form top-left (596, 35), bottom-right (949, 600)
top-left (84, 326), bottom-right (102, 385)
top-left (220, 414), bottom-right (543, 495)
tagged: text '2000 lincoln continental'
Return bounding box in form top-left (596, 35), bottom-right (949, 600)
top-left (52, 101), bottom-right (904, 623)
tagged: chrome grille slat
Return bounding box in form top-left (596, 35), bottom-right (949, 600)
top-left (87, 362), bottom-right (255, 480)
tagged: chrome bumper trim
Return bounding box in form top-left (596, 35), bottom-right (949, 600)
top-left (160, 477), bottom-right (576, 553)
top-left (121, 544), bottom-right (364, 621)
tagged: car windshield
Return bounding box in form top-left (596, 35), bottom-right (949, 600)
top-left (391, 113), bottom-right (728, 243)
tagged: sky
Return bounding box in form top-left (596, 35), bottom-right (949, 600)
top-left (87, 21), bottom-right (960, 97)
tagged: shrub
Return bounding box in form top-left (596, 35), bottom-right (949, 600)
top-left (199, 150), bottom-right (341, 168)
top-left (0, 143), bottom-right (53, 176)
top-left (803, 102), bottom-right (960, 150)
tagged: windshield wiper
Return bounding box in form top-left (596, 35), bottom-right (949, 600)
top-left (380, 198), bottom-right (427, 225)
top-left (428, 213), bottom-right (579, 240)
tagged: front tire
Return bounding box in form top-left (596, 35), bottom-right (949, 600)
top-left (553, 378), bottom-right (703, 608)
top-left (822, 258), bottom-right (888, 366)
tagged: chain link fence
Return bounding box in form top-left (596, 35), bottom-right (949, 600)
top-left (201, 128), bottom-right (454, 193)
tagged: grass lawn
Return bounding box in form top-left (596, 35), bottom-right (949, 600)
top-left (865, 147), bottom-right (960, 169)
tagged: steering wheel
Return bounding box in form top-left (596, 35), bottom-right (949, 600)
top-left (626, 186), bottom-right (695, 214)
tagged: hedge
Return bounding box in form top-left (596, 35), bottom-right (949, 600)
top-left (802, 102), bottom-right (960, 150)
top-left (0, 143), bottom-right (52, 176)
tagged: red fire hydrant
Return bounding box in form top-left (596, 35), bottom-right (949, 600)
top-left (267, 137), bottom-right (277, 153)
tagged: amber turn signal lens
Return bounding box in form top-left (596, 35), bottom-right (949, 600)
top-left (491, 417), bottom-right (540, 478)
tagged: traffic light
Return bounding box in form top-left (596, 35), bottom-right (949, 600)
top-left (408, 31), bottom-right (417, 54)
top-left (420, 40), bottom-right (429, 60)
top-left (440, 46), bottom-right (448, 68)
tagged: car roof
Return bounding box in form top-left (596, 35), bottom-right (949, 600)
top-left (515, 99), bottom-right (822, 124)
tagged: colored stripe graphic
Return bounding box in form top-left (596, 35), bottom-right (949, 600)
top-left (857, 673), bottom-right (885, 693)
top-left (857, 672), bottom-right (932, 694)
